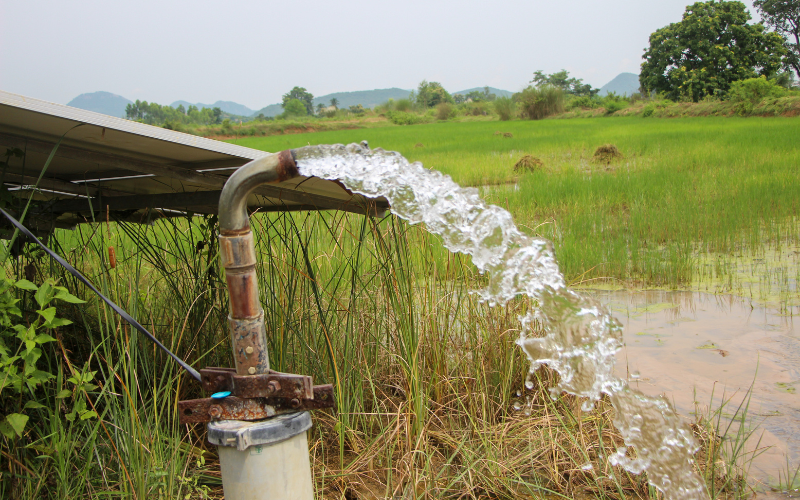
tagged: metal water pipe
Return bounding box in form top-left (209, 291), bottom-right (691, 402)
top-left (217, 150), bottom-right (298, 377)
top-left (177, 150), bottom-right (335, 500)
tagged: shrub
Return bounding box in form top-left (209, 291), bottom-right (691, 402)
top-left (394, 99), bottom-right (412, 112)
top-left (728, 76), bottom-right (787, 102)
top-left (642, 104), bottom-right (655, 117)
top-left (282, 98), bottom-right (308, 118)
top-left (567, 96), bottom-right (597, 110)
top-left (603, 100), bottom-right (627, 115)
top-left (380, 98), bottom-right (396, 112)
top-left (349, 104), bottom-right (366, 115)
top-left (386, 111), bottom-right (423, 125)
top-left (494, 97), bottom-right (515, 121)
top-left (436, 103), bottom-right (455, 120)
top-left (727, 76), bottom-right (788, 115)
top-left (461, 101), bottom-right (489, 116)
top-left (516, 85), bottom-right (565, 120)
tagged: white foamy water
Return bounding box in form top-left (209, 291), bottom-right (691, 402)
top-left (295, 142), bottom-right (708, 499)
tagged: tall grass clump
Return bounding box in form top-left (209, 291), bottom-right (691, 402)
top-left (516, 85), bottom-right (565, 119)
top-left (394, 98), bottom-right (413, 112)
top-left (494, 96), bottom-right (515, 120)
top-left (435, 102), bottom-right (454, 120)
top-left (1, 203), bottom-right (755, 499)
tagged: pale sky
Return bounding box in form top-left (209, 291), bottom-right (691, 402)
top-left (0, 0), bottom-right (759, 109)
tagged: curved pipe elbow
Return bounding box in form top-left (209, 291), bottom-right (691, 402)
top-left (218, 149), bottom-right (299, 233)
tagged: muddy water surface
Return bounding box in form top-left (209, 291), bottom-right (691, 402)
top-left (584, 289), bottom-right (799, 488)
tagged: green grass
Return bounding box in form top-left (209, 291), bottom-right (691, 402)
top-left (234, 117), bottom-right (800, 307)
top-left (3, 116), bottom-right (795, 499)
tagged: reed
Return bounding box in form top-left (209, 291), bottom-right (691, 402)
top-left (0, 206), bottom-right (756, 499)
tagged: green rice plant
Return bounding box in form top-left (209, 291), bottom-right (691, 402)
top-left (234, 117), bottom-right (800, 305)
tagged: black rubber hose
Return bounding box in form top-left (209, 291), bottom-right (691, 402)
top-left (0, 208), bottom-right (202, 382)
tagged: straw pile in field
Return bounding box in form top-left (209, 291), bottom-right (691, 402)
top-left (514, 155), bottom-right (544, 173)
top-left (592, 144), bottom-right (623, 164)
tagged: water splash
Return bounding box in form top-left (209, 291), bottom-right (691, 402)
top-left (296, 142), bottom-right (708, 499)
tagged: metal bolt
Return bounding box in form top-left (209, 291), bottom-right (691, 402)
top-left (290, 398), bottom-right (301, 409)
top-left (245, 346), bottom-right (254, 354)
top-left (248, 367), bottom-right (256, 375)
top-left (267, 380), bottom-right (280, 395)
top-left (209, 405), bottom-right (223, 419)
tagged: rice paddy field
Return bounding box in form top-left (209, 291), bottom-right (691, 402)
top-left (235, 117), bottom-right (800, 310)
top-left (2, 116), bottom-right (799, 499)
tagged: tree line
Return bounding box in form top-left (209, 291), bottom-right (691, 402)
top-left (125, 101), bottom-right (223, 126)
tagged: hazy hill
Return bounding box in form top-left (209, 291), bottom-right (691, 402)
top-left (453, 87), bottom-right (513, 98)
top-left (67, 91), bottom-right (132, 118)
top-left (252, 88), bottom-right (413, 117)
top-left (250, 103), bottom-right (284, 118)
top-left (170, 100), bottom-right (255, 117)
top-left (599, 73), bottom-right (640, 96)
top-left (313, 88), bottom-right (412, 110)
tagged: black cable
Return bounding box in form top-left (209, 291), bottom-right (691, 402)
top-left (0, 208), bottom-right (202, 382)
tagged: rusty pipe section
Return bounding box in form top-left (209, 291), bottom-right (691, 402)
top-left (219, 150), bottom-right (299, 376)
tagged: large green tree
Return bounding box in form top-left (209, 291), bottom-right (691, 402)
top-left (415, 80), bottom-right (454, 108)
top-left (281, 86), bottom-right (314, 115)
top-left (640, 1), bottom-right (786, 101)
top-left (531, 70), bottom-right (599, 97)
top-left (754, 0), bottom-right (800, 78)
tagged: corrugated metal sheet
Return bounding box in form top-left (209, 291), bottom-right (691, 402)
top-left (0, 90), bottom-right (387, 233)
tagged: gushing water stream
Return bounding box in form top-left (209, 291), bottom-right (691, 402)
top-left (296, 142), bottom-right (708, 499)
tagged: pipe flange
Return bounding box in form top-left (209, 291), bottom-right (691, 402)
top-left (208, 412), bottom-right (312, 451)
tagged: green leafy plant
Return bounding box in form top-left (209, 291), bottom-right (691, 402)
top-left (386, 110), bottom-right (424, 125)
top-left (0, 274), bottom-right (85, 439)
top-left (727, 76), bottom-right (789, 114)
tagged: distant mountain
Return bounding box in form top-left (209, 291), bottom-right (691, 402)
top-left (250, 103), bottom-right (285, 118)
top-left (170, 100), bottom-right (255, 117)
top-left (453, 87), bottom-right (514, 98)
top-left (313, 88), bottom-right (412, 110)
top-left (67, 91), bottom-right (132, 118)
top-left (252, 88), bottom-right (413, 117)
top-left (599, 73), bottom-right (641, 96)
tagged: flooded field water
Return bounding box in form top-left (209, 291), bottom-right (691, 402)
top-left (585, 289), bottom-right (800, 490)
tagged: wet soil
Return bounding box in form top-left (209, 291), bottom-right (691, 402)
top-left (585, 289), bottom-right (799, 490)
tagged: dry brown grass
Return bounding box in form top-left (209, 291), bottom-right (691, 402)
top-left (592, 144), bottom-right (624, 164)
top-left (514, 155), bottom-right (544, 173)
